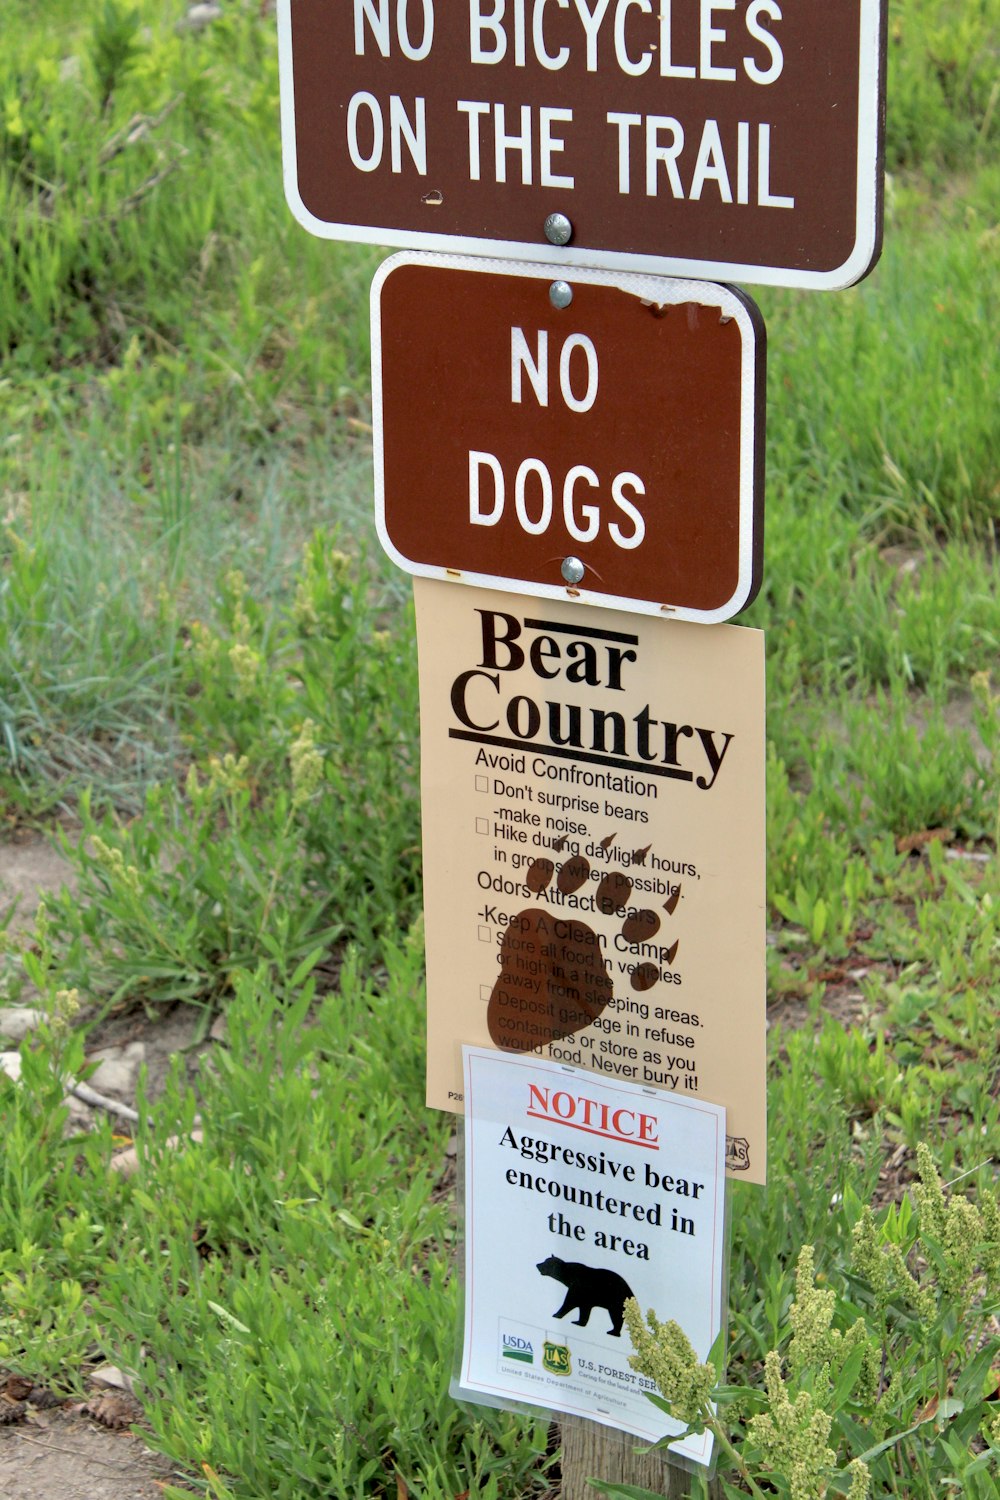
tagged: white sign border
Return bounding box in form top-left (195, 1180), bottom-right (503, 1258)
top-left (277, 0), bottom-right (885, 293)
top-left (371, 252), bottom-right (763, 624)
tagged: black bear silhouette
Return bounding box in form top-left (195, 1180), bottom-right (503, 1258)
top-left (536, 1254), bottom-right (635, 1337)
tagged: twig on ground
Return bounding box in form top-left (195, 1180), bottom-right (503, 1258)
top-left (98, 97), bottom-right (185, 165)
top-left (69, 1079), bottom-right (140, 1123)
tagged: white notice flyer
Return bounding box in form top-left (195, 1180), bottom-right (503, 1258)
top-left (455, 1047), bottom-right (726, 1465)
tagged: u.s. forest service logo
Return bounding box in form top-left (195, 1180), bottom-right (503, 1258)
top-left (543, 1341), bottom-right (572, 1377)
top-left (726, 1136), bottom-right (751, 1173)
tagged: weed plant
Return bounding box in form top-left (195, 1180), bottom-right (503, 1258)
top-left (598, 1159), bottom-right (1000, 1498)
top-left (1, 1), bottom-right (998, 1497)
top-left (25, 543), bottom-right (422, 1007)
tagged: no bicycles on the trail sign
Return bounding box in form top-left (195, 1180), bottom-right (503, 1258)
top-left (278, 0), bottom-right (886, 289)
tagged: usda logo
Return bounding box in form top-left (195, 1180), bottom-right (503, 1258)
top-left (501, 1334), bottom-right (534, 1366)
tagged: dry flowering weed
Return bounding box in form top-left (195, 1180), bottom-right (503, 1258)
top-left (48, 986), bottom-right (81, 1038)
top-left (188, 617), bottom-right (223, 671)
top-left (289, 720), bottom-right (324, 810)
top-left (603, 1155), bottom-right (1000, 1500)
top-left (620, 1286), bottom-right (873, 1500)
top-left (184, 753), bottom-right (251, 809)
top-left (292, 572), bottom-right (320, 631)
top-left (748, 1350), bottom-right (839, 1500)
top-left (90, 835), bottom-right (143, 897)
top-left (851, 1205), bottom-right (935, 1319)
top-left (787, 1247), bottom-right (882, 1409)
top-left (912, 1143), bottom-right (997, 1301)
top-left (228, 641), bottom-right (262, 698)
top-left (623, 1300), bottom-right (715, 1429)
top-left (207, 754), bottom-right (250, 797)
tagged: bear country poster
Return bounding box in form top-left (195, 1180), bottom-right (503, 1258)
top-left (415, 579), bottom-right (767, 1183)
top-left (455, 1048), bottom-right (726, 1464)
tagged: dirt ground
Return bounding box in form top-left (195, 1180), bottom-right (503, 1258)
top-left (0, 1408), bottom-right (178, 1500)
top-left (0, 832), bottom-right (75, 937)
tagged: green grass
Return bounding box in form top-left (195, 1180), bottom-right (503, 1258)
top-left (1, 0), bottom-right (999, 1496)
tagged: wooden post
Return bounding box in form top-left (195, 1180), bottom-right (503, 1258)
top-left (560, 1419), bottom-right (722, 1500)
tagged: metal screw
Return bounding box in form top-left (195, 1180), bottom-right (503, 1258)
top-left (561, 556), bottom-right (585, 585)
top-left (549, 280), bottom-right (573, 309)
top-left (544, 212), bottom-right (573, 247)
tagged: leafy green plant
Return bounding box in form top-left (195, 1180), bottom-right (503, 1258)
top-left (13, 532), bottom-right (420, 1008)
top-left (0, 940), bottom-right (122, 1386)
top-left (592, 1151), bottom-right (1000, 1499)
top-left (772, 881), bottom-right (853, 956)
top-left (89, 0), bottom-right (142, 113)
top-left (886, 0), bottom-right (1000, 172)
top-left (92, 957), bottom-right (554, 1500)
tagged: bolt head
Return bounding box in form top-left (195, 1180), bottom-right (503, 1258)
top-left (544, 212), bottom-right (573, 247)
top-left (549, 280), bottom-right (573, 309)
top-left (561, 556), bottom-right (586, 585)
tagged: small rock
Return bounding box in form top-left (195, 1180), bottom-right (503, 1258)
top-left (0, 1052), bottom-right (22, 1083)
top-left (177, 3), bottom-right (223, 30)
top-left (66, 1093), bottom-right (97, 1129)
top-left (0, 1007), bottom-right (45, 1042)
top-left (109, 1144), bottom-right (141, 1177)
top-left (88, 1042), bottom-right (147, 1097)
top-left (90, 1365), bottom-right (137, 1396)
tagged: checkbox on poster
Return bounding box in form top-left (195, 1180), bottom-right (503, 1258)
top-left (478, 926), bottom-right (492, 944)
top-left (475, 775), bottom-right (489, 792)
top-left (475, 817), bottom-right (489, 835)
top-left (480, 984), bottom-right (491, 1001)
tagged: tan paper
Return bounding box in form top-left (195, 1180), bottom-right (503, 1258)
top-left (415, 578), bottom-right (767, 1183)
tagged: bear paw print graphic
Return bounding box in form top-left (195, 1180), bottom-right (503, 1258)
top-left (487, 834), bottom-right (682, 1052)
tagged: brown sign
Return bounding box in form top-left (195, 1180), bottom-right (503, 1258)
top-left (277, 0), bottom-right (885, 290)
top-left (373, 255), bottom-right (764, 621)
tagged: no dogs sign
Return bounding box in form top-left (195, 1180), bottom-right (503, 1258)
top-left (373, 254), bottom-right (764, 622)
